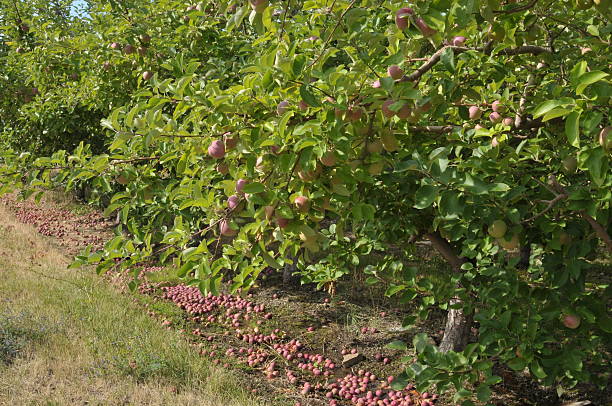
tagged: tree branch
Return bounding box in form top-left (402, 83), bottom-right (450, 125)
top-left (424, 232), bottom-right (467, 272)
top-left (402, 45), bottom-right (552, 82)
top-left (307, 0), bottom-right (358, 69)
top-left (522, 192), bottom-right (568, 223)
top-left (581, 212), bottom-right (612, 253)
top-left (515, 73), bottom-right (536, 129)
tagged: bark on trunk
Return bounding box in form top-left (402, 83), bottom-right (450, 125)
top-left (425, 232), bottom-right (473, 353)
top-left (439, 298), bottom-right (473, 352)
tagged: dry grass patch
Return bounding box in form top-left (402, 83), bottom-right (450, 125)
top-left (0, 204), bottom-right (259, 406)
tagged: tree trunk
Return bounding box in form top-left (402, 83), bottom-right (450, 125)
top-left (424, 232), bottom-right (473, 353)
top-left (439, 299), bottom-right (473, 352)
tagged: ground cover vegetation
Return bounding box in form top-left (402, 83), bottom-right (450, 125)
top-left (0, 0), bottom-right (610, 404)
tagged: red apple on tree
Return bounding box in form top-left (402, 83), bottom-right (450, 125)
top-left (227, 195), bottom-right (240, 209)
top-left (224, 133), bottom-right (238, 150)
top-left (562, 313), bottom-right (581, 329)
top-left (236, 179), bottom-right (248, 194)
top-left (598, 126), bottom-right (611, 151)
top-left (492, 100), bottom-right (505, 113)
top-left (142, 71), bottom-right (153, 81)
top-left (469, 106), bottom-right (482, 120)
top-left (216, 162), bottom-right (229, 175)
top-left (320, 151), bottom-right (336, 167)
top-left (382, 99), bottom-right (396, 118)
top-left (387, 65), bottom-right (404, 80)
top-left (294, 196), bottom-right (310, 213)
top-left (276, 216), bottom-right (289, 228)
top-left (395, 7), bottom-right (413, 30)
top-left (250, 0), bottom-right (268, 13)
top-left (220, 219), bottom-right (237, 236)
top-left (415, 17), bottom-right (437, 37)
top-left (452, 36), bottom-right (466, 46)
top-left (397, 104), bottom-right (412, 120)
top-left (489, 112), bottom-right (502, 123)
top-left (208, 140), bottom-right (225, 159)
top-left (277, 100), bottom-right (290, 116)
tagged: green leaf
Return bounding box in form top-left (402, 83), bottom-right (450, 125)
top-left (565, 111), bottom-right (581, 148)
top-left (258, 242), bottom-right (281, 269)
top-left (507, 357), bottom-right (527, 371)
top-left (476, 384), bottom-right (492, 402)
top-left (532, 100), bottom-right (562, 118)
top-left (242, 182), bottom-right (266, 194)
top-left (299, 84), bottom-right (321, 107)
top-left (414, 185), bottom-right (438, 209)
top-left (385, 340), bottom-right (408, 351)
top-left (530, 360), bottom-right (547, 379)
top-left (440, 47), bottom-right (455, 72)
top-left (575, 71), bottom-right (608, 95)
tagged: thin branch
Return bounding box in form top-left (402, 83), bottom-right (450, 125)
top-left (494, 0), bottom-right (538, 14)
top-left (522, 192), bottom-right (568, 223)
top-left (581, 212), bottom-right (612, 253)
top-left (279, 0), bottom-right (291, 39)
top-left (515, 73), bottom-right (536, 129)
top-left (307, 0), bottom-right (358, 69)
top-left (287, 80), bottom-right (334, 99)
top-left (408, 125), bottom-right (457, 134)
top-left (402, 44), bottom-right (552, 82)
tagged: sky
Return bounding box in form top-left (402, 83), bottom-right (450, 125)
top-left (70, 0), bottom-right (89, 17)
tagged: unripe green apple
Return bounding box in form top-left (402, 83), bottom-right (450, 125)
top-left (488, 220), bottom-right (507, 238)
top-left (497, 234), bottom-right (519, 250)
top-left (368, 162), bottom-right (384, 175)
top-left (366, 139), bottom-right (384, 154)
top-left (381, 133), bottom-right (399, 152)
top-left (133, 117), bottom-right (145, 129)
top-left (562, 156), bottom-right (577, 173)
top-left (559, 231), bottom-right (572, 246)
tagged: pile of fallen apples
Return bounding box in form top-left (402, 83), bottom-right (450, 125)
top-left (149, 283), bottom-right (438, 406)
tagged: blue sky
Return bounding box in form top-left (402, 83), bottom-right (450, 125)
top-left (70, 0), bottom-right (89, 17)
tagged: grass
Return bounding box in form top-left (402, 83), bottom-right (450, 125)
top-left (0, 203), bottom-right (260, 406)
